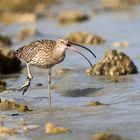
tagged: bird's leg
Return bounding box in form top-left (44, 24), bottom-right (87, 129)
top-left (48, 68), bottom-right (52, 103)
top-left (19, 63), bottom-right (33, 95)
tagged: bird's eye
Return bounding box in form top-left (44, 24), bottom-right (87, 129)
top-left (60, 40), bottom-right (63, 43)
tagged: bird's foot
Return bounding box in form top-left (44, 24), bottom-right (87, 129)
top-left (19, 77), bottom-right (31, 95)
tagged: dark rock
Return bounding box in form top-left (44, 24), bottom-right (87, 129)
top-left (86, 50), bottom-right (138, 76)
top-left (0, 35), bottom-right (12, 47)
top-left (0, 80), bottom-right (6, 92)
top-left (0, 47), bottom-right (21, 74)
top-left (61, 88), bottom-right (99, 97)
top-left (36, 83), bottom-right (43, 86)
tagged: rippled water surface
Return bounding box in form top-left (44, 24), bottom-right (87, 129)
top-left (1, 1), bottom-right (140, 140)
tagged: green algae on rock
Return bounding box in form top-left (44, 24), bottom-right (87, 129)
top-left (18, 104), bottom-right (32, 112)
top-left (0, 47), bottom-right (20, 74)
top-left (65, 32), bottom-right (106, 45)
top-left (88, 101), bottom-right (104, 106)
top-left (86, 50), bottom-right (138, 76)
top-left (58, 10), bottom-right (89, 24)
top-left (0, 80), bottom-right (6, 92)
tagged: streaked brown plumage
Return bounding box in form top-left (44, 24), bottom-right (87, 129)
top-left (16, 39), bottom-right (96, 103)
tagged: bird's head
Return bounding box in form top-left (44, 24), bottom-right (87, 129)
top-left (56, 39), bottom-right (96, 68)
top-left (56, 39), bottom-right (71, 49)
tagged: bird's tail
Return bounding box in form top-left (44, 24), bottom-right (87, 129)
top-left (15, 46), bottom-right (24, 58)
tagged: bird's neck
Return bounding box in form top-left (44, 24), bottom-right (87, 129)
top-left (52, 47), bottom-right (66, 63)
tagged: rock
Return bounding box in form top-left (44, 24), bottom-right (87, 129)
top-left (18, 28), bottom-right (39, 41)
top-left (0, 99), bottom-right (18, 111)
top-left (45, 123), bottom-right (68, 134)
top-left (0, 127), bottom-right (18, 136)
top-left (18, 104), bottom-right (32, 112)
top-left (0, 0), bottom-right (50, 13)
top-left (86, 50), bottom-right (138, 76)
top-left (22, 125), bottom-right (39, 133)
top-left (18, 118), bottom-right (39, 133)
top-left (91, 131), bottom-right (128, 140)
top-left (65, 32), bottom-right (105, 45)
top-left (0, 80), bottom-right (6, 92)
top-left (58, 10), bottom-right (89, 24)
top-left (0, 47), bottom-right (20, 74)
top-left (112, 41), bottom-right (129, 48)
top-left (0, 12), bottom-right (37, 24)
top-left (61, 88), bottom-right (97, 97)
top-left (101, 0), bottom-right (140, 10)
top-left (88, 101), bottom-right (104, 106)
top-left (53, 67), bottom-right (72, 77)
top-left (0, 35), bottom-right (12, 47)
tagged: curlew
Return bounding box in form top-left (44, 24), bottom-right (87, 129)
top-left (16, 39), bottom-right (96, 101)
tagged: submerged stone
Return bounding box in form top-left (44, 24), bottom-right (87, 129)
top-left (87, 50), bottom-right (138, 76)
top-left (91, 131), bottom-right (128, 140)
top-left (112, 41), bottom-right (129, 48)
top-left (65, 32), bottom-right (105, 45)
top-left (45, 123), bottom-right (68, 134)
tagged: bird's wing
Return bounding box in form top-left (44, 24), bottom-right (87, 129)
top-left (16, 40), bottom-right (56, 63)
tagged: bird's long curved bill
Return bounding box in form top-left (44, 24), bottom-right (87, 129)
top-left (68, 46), bottom-right (93, 68)
top-left (68, 41), bottom-right (96, 58)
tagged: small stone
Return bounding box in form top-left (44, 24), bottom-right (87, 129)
top-left (0, 127), bottom-right (18, 136)
top-left (18, 104), bottom-right (32, 112)
top-left (112, 41), bottom-right (129, 47)
top-left (58, 10), bottom-right (89, 24)
top-left (88, 101), bottom-right (103, 106)
top-left (54, 68), bottom-right (71, 77)
top-left (36, 83), bottom-right (43, 86)
top-left (45, 123), bottom-right (68, 134)
top-left (22, 125), bottom-right (39, 133)
top-left (0, 99), bottom-right (18, 111)
top-left (65, 32), bottom-right (105, 45)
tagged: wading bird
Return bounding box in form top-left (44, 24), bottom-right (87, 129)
top-left (16, 39), bottom-right (96, 101)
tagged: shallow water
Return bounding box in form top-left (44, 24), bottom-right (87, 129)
top-left (1, 1), bottom-right (140, 140)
